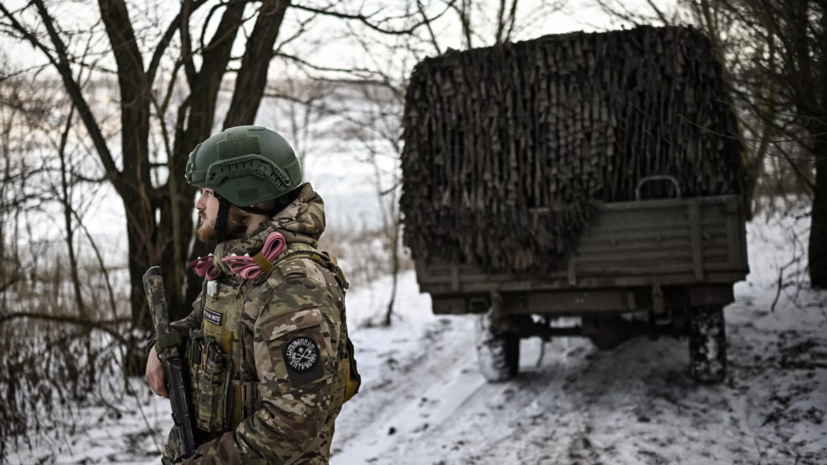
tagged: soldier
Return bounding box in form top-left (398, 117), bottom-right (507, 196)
top-left (144, 126), bottom-right (360, 464)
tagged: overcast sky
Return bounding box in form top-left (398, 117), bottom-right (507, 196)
top-left (2, 0), bottom-right (670, 80)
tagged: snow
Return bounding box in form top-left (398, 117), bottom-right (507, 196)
top-left (9, 210), bottom-right (827, 464)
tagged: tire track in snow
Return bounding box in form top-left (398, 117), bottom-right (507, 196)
top-left (353, 327), bottom-right (826, 465)
top-left (371, 337), bottom-right (605, 465)
top-left (335, 271), bottom-right (827, 464)
top-left (332, 317), bottom-right (486, 463)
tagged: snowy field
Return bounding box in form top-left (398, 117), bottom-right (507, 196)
top-left (8, 211), bottom-right (827, 465)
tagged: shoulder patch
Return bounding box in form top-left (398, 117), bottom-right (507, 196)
top-left (283, 336), bottom-right (320, 372)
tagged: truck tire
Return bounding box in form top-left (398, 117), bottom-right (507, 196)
top-left (688, 306), bottom-right (727, 383)
top-left (476, 315), bottom-right (520, 382)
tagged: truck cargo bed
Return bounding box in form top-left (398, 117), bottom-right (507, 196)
top-left (415, 195), bottom-right (749, 297)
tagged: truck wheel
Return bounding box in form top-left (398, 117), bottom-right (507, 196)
top-left (476, 315), bottom-right (520, 382)
top-left (688, 306), bottom-right (727, 384)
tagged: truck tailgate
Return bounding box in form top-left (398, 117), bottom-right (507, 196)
top-left (415, 195), bottom-right (749, 294)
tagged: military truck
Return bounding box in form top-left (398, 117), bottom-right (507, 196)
top-left (400, 26), bottom-right (748, 384)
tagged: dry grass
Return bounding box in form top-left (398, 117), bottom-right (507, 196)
top-left (0, 248), bottom-right (131, 462)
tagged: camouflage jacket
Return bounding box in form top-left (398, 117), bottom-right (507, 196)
top-left (162, 183), bottom-right (349, 465)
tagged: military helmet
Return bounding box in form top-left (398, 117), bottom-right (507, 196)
top-left (185, 126), bottom-right (302, 243)
top-left (185, 125), bottom-right (302, 207)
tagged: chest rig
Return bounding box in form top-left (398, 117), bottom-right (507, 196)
top-left (186, 242), bottom-right (359, 434)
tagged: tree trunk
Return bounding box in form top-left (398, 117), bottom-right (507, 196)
top-left (160, 187), bottom-right (198, 321)
top-left (183, 0), bottom-right (289, 315)
top-left (172, 1), bottom-right (246, 321)
top-left (123, 192), bottom-right (158, 375)
top-left (224, 0), bottom-right (291, 128)
top-left (809, 133), bottom-right (827, 289)
top-left (808, 6), bottom-right (827, 289)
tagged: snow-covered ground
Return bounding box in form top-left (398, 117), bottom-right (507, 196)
top-left (8, 212), bottom-right (827, 464)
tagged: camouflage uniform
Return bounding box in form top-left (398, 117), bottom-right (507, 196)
top-left (158, 183), bottom-right (351, 465)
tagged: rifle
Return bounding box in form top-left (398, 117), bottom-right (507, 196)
top-left (143, 266), bottom-right (198, 461)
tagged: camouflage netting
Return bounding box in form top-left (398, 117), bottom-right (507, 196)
top-left (400, 25), bottom-right (744, 273)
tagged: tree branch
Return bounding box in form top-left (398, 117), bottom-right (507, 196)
top-left (644, 0), bottom-right (670, 25)
top-left (591, 0), bottom-right (648, 26)
top-left (224, 0), bottom-right (291, 127)
top-left (274, 52), bottom-right (383, 77)
top-left (504, 0), bottom-right (520, 43)
top-left (273, 11), bottom-right (316, 55)
top-left (416, 0), bottom-right (441, 54)
top-left (291, 2), bottom-right (455, 35)
top-left (147, 0), bottom-right (209, 85)
top-left (495, 0), bottom-right (507, 43)
top-left (22, 0), bottom-right (121, 190)
top-left (0, 312), bottom-right (131, 346)
top-left (180, 0), bottom-right (199, 89)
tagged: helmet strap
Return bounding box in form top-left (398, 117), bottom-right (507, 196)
top-left (215, 194), bottom-right (231, 243)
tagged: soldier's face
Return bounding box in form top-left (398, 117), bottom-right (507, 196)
top-left (195, 188), bottom-right (219, 241)
top-left (194, 188), bottom-right (252, 242)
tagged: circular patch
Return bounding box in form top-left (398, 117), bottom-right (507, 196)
top-left (284, 336), bottom-right (320, 372)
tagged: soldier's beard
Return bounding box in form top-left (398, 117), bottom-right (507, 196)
top-left (197, 208), bottom-right (250, 242)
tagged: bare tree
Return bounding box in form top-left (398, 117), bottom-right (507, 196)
top-left (299, 0), bottom-right (568, 324)
top-left (0, 69), bottom-right (124, 461)
top-left (264, 74), bottom-right (334, 167)
top-left (1, 0), bottom-right (444, 372)
top-left (705, 0), bottom-right (827, 288)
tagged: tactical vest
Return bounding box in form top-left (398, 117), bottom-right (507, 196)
top-left (185, 243), bottom-right (360, 434)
